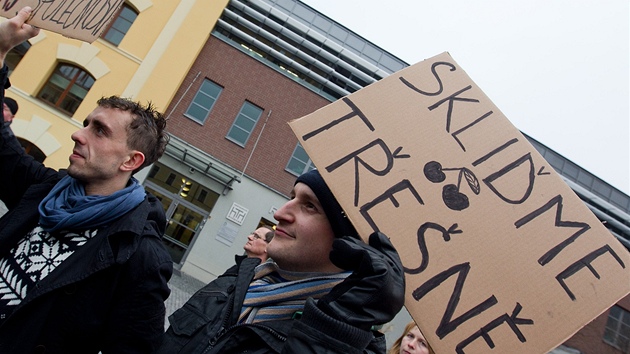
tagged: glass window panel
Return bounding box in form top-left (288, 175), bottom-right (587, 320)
top-left (120, 6), bottom-right (136, 20)
top-left (186, 105), bottom-right (208, 123)
top-left (49, 74), bottom-right (70, 88)
top-left (102, 4), bottom-right (138, 46)
top-left (185, 79), bottom-right (222, 124)
top-left (38, 63), bottom-right (94, 115)
top-left (227, 127), bottom-right (249, 145)
top-left (286, 157), bottom-right (306, 175)
top-left (234, 114), bottom-right (256, 131)
top-left (292, 143), bottom-right (309, 161)
top-left (226, 101), bottom-right (262, 146)
top-left (69, 85), bottom-right (89, 98)
top-left (603, 305), bottom-right (630, 351)
top-left (241, 102), bottom-right (261, 118)
top-left (59, 65), bottom-right (78, 78)
top-left (286, 143), bottom-right (314, 176)
top-left (610, 306), bottom-right (622, 318)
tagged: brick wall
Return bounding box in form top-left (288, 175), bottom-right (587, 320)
top-left (165, 36), bottom-right (331, 195)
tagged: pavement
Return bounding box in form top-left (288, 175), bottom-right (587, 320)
top-left (164, 269), bottom-right (207, 329)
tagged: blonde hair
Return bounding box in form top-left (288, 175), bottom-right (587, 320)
top-left (388, 321), bottom-right (434, 354)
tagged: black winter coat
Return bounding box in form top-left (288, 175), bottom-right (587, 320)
top-left (158, 256), bottom-right (387, 354)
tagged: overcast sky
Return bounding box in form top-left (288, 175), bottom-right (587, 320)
top-left (301, 0), bottom-right (629, 194)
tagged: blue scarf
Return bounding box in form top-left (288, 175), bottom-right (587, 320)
top-left (38, 175), bottom-right (146, 232)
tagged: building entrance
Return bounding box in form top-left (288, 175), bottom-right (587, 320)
top-left (144, 163), bottom-right (219, 264)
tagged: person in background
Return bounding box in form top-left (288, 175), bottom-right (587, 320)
top-left (3, 96), bottom-right (17, 125)
top-left (2, 96), bottom-right (17, 138)
top-left (0, 7), bottom-right (173, 353)
top-left (243, 225), bottom-right (274, 262)
top-left (388, 321), bottom-right (434, 354)
top-left (158, 169), bottom-right (405, 353)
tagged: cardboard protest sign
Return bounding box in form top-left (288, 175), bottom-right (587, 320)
top-left (289, 52), bottom-right (630, 353)
top-left (0, 0), bottom-right (124, 43)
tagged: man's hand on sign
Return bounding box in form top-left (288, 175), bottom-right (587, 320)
top-left (0, 7), bottom-right (39, 63)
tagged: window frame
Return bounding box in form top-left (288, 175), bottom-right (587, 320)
top-left (37, 63), bottom-right (95, 115)
top-left (184, 79), bottom-right (223, 124)
top-left (603, 305), bottom-right (630, 353)
top-left (285, 142), bottom-right (316, 176)
top-left (101, 3), bottom-right (139, 46)
top-left (225, 101), bottom-right (263, 147)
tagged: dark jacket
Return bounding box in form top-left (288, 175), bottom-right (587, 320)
top-left (158, 256), bottom-right (386, 354)
top-left (0, 67), bottom-right (173, 353)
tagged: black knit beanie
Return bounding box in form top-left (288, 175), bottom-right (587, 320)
top-left (295, 169), bottom-right (359, 239)
top-left (4, 97), bottom-right (17, 115)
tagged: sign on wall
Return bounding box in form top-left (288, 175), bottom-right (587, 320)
top-left (0, 0), bottom-right (124, 43)
top-left (289, 52), bottom-right (630, 354)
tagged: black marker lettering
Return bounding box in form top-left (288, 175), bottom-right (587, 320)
top-left (2, 0), bottom-right (19, 11)
top-left (399, 61), bottom-right (456, 96)
top-left (427, 85), bottom-right (478, 133)
top-left (515, 195), bottom-right (591, 265)
top-left (556, 245), bottom-right (625, 300)
top-left (455, 303), bottom-right (533, 353)
top-left (302, 97), bottom-right (374, 141)
top-left (450, 111), bottom-right (493, 152)
top-left (404, 223), bottom-right (462, 275)
top-left (360, 180), bottom-right (423, 232)
top-left (412, 263), bottom-right (498, 339)
top-left (483, 153), bottom-right (535, 205)
top-left (472, 138), bottom-right (519, 167)
top-left (326, 139), bottom-right (410, 206)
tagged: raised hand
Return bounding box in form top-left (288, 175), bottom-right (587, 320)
top-left (317, 232), bottom-right (405, 330)
top-left (0, 7), bottom-right (40, 63)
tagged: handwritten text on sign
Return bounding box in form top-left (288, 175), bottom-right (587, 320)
top-left (289, 52), bottom-right (630, 354)
top-left (0, 0), bottom-right (124, 43)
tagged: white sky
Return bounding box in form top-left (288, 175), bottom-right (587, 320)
top-left (301, 0), bottom-right (630, 194)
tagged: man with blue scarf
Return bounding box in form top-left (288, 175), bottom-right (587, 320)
top-left (0, 8), bottom-right (173, 353)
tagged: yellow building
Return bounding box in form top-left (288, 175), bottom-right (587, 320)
top-left (3, 0), bottom-right (228, 169)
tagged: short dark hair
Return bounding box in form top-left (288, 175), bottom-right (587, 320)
top-left (97, 96), bottom-right (169, 174)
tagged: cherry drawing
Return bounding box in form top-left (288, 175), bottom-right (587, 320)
top-left (423, 161), bottom-right (480, 211)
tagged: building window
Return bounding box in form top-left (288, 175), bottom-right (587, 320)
top-left (101, 4), bottom-right (138, 46)
top-left (5, 41), bottom-right (31, 76)
top-left (184, 79), bottom-right (223, 124)
top-left (286, 142), bottom-right (315, 176)
top-left (165, 173), bottom-right (176, 186)
top-left (37, 63), bottom-right (95, 115)
top-left (226, 101), bottom-right (263, 146)
top-left (198, 189), bottom-right (208, 203)
top-left (604, 305), bottom-right (630, 352)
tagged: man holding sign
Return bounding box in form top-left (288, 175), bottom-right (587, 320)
top-left (0, 8), bottom-right (172, 353)
top-left (158, 169), bottom-right (405, 353)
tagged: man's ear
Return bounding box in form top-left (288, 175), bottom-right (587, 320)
top-left (121, 151), bottom-right (145, 172)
